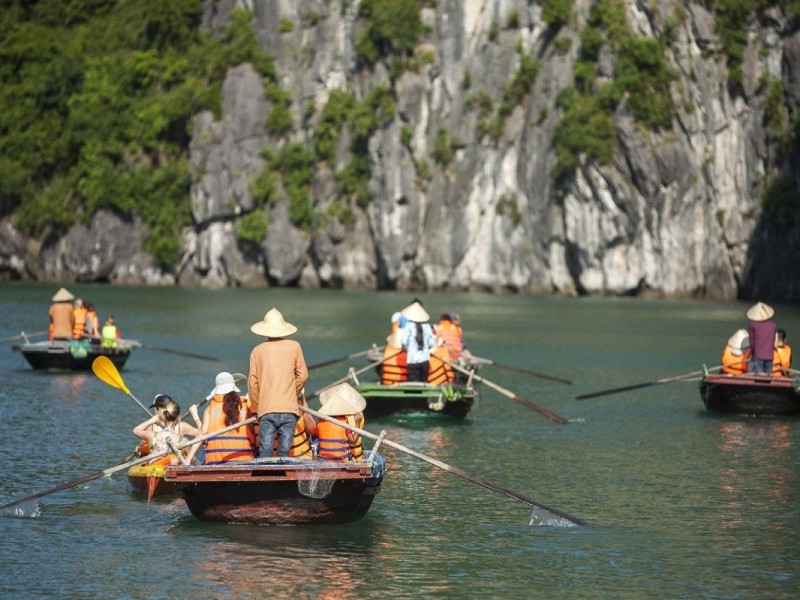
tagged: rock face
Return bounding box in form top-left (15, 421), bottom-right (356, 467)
top-left (2, 0), bottom-right (800, 299)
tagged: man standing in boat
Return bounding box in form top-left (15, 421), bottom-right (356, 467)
top-left (248, 308), bottom-right (308, 459)
top-left (747, 302), bottom-right (777, 375)
top-left (48, 287), bottom-right (75, 341)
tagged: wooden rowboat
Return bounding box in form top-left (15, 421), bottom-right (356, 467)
top-left (12, 338), bottom-right (139, 371)
top-left (355, 381), bottom-right (477, 419)
top-left (165, 455), bottom-right (387, 525)
top-left (699, 373), bottom-right (800, 415)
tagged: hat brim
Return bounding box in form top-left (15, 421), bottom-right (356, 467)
top-left (746, 304), bottom-right (775, 321)
top-left (400, 303), bottom-right (430, 323)
top-left (52, 288), bottom-right (75, 302)
top-left (250, 321), bottom-right (297, 337)
top-left (318, 394), bottom-right (366, 416)
top-left (211, 383), bottom-right (240, 396)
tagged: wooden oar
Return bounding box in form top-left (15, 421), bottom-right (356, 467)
top-left (92, 356), bottom-right (151, 415)
top-left (310, 350), bottom-right (404, 398)
top-left (469, 353), bottom-right (572, 385)
top-left (138, 343), bottom-right (218, 362)
top-left (448, 362), bottom-right (569, 424)
top-left (0, 417), bottom-right (256, 512)
top-left (308, 347), bottom-right (376, 371)
top-left (574, 366), bottom-right (722, 400)
top-left (300, 405), bottom-right (586, 526)
top-left (0, 330), bottom-right (48, 343)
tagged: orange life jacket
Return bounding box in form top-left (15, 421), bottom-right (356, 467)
top-left (272, 415), bottom-right (313, 459)
top-left (436, 320), bottom-right (464, 361)
top-left (72, 307), bottom-right (88, 339)
top-left (428, 346), bottom-right (455, 384)
top-left (382, 346), bottom-right (408, 384)
top-left (773, 344), bottom-right (793, 375)
top-left (203, 396), bottom-right (256, 464)
top-left (721, 345), bottom-right (750, 375)
top-left (317, 415), bottom-right (364, 462)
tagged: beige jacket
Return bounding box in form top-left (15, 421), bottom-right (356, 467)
top-left (248, 338), bottom-right (308, 417)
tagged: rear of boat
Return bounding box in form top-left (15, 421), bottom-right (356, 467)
top-left (165, 454), bottom-right (387, 525)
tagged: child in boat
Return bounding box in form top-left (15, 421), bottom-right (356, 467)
top-left (133, 395), bottom-right (199, 465)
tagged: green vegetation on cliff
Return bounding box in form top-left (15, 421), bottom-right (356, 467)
top-left (0, 1), bottom-right (274, 268)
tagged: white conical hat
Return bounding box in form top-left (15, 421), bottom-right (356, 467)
top-left (52, 287), bottom-right (74, 302)
top-left (746, 302), bottom-right (774, 322)
top-left (400, 301), bottom-right (429, 323)
top-left (318, 382), bottom-right (366, 415)
top-left (250, 308), bottom-right (297, 337)
top-left (727, 329), bottom-right (750, 355)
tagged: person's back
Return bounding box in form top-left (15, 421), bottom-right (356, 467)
top-left (72, 299), bottom-right (87, 340)
top-left (436, 314), bottom-right (464, 361)
top-left (248, 308), bottom-right (308, 458)
top-left (721, 329), bottom-right (750, 375)
top-left (84, 303), bottom-right (101, 339)
top-left (203, 394), bottom-right (256, 463)
top-left (49, 288), bottom-right (75, 340)
top-left (747, 302), bottom-right (777, 374)
top-left (381, 330), bottom-right (408, 384)
top-left (102, 316), bottom-right (119, 348)
top-left (316, 384), bottom-right (366, 462)
top-left (773, 329), bottom-right (792, 375)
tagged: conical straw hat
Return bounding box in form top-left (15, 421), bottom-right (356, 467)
top-left (52, 287), bottom-right (74, 302)
top-left (727, 329), bottom-right (749, 355)
top-left (746, 302), bottom-right (774, 322)
top-left (400, 301), bottom-right (429, 323)
top-left (319, 382), bottom-right (366, 415)
top-left (250, 308), bottom-right (297, 337)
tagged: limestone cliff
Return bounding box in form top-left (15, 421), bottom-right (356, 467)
top-left (3, 0), bottom-right (799, 299)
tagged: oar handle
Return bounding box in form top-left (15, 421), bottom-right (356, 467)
top-left (299, 406), bottom-right (586, 526)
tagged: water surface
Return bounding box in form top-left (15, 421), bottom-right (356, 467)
top-left (0, 284), bottom-right (798, 598)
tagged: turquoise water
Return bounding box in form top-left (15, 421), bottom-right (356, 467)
top-left (0, 283), bottom-right (798, 598)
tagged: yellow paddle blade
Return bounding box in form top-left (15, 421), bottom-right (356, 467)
top-left (91, 356), bottom-right (131, 395)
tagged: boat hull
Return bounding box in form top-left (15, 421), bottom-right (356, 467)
top-left (165, 456), bottom-right (386, 525)
top-left (127, 463), bottom-right (178, 499)
top-left (12, 340), bottom-right (134, 371)
top-left (699, 374), bottom-right (800, 415)
top-left (356, 381), bottom-right (475, 418)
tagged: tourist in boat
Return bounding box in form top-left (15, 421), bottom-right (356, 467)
top-left (186, 372), bottom-right (256, 464)
top-left (747, 302), bottom-right (777, 374)
top-left (133, 395), bottom-right (199, 465)
top-left (316, 383), bottom-right (366, 462)
top-left (48, 287), bottom-right (75, 341)
top-left (721, 329), bottom-right (751, 375)
top-left (400, 300), bottom-right (436, 382)
top-left (390, 311), bottom-right (403, 333)
top-left (248, 308), bottom-right (308, 458)
top-left (436, 312), bottom-right (466, 361)
top-left (381, 330), bottom-right (408, 384)
top-left (83, 302), bottom-right (101, 341)
top-left (101, 315), bottom-right (120, 348)
top-left (772, 329), bottom-right (792, 376)
top-left (72, 298), bottom-right (88, 340)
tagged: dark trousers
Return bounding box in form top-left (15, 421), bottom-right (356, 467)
top-left (407, 362), bottom-right (429, 382)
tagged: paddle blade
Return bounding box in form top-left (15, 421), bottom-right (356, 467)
top-left (92, 356), bottom-right (131, 395)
